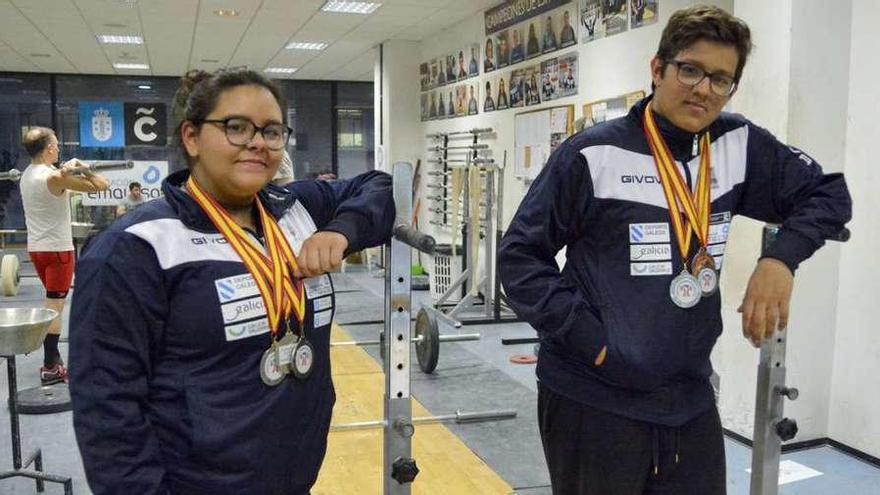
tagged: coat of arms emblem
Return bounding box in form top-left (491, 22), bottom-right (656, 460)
top-left (91, 108), bottom-right (113, 142)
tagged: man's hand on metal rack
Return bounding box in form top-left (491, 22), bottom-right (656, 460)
top-left (294, 231), bottom-right (349, 279)
top-left (737, 258), bottom-right (795, 348)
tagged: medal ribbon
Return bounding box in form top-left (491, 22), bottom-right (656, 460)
top-left (186, 177), bottom-right (306, 336)
top-left (642, 102), bottom-right (712, 262)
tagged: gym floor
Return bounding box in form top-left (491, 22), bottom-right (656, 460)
top-left (0, 253), bottom-right (878, 494)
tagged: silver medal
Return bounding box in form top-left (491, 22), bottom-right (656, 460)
top-left (697, 267), bottom-right (718, 297)
top-left (291, 339), bottom-right (315, 380)
top-left (669, 271), bottom-right (701, 309)
top-left (259, 345), bottom-right (285, 386)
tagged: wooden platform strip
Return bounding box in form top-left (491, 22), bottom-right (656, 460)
top-left (313, 323), bottom-right (513, 494)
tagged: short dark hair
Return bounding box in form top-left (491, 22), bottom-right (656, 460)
top-left (172, 68), bottom-right (287, 166)
top-left (656, 5), bottom-right (753, 82)
top-left (128, 181), bottom-right (141, 191)
top-left (22, 127), bottom-right (55, 158)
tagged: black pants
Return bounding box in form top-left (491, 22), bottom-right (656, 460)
top-left (538, 383), bottom-right (726, 495)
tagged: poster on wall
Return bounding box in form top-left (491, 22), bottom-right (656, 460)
top-left (524, 65), bottom-right (542, 106)
top-left (420, 94), bottom-right (429, 122)
top-left (580, 0), bottom-right (628, 42)
top-left (466, 82), bottom-right (480, 115)
top-left (524, 21), bottom-right (541, 59)
top-left (557, 52), bottom-right (579, 97)
top-left (509, 26), bottom-right (524, 64)
top-left (419, 63), bottom-right (430, 92)
top-left (495, 30), bottom-right (511, 68)
top-left (484, 38), bottom-right (496, 73)
top-left (509, 69), bottom-right (525, 108)
top-left (437, 91), bottom-right (448, 119)
top-left (445, 88), bottom-right (456, 117)
top-left (484, 78), bottom-right (496, 112)
top-left (496, 74), bottom-right (510, 110)
top-left (428, 91), bottom-right (438, 120)
top-left (541, 15), bottom-right (558, 53)
top-left (468, 44), bottom-right (480, 77)
top-left (445, 54), bottom-right (457, 83)
top-left (559, 8), bottom-right (578, 47)
top-left (541, 58), bottom-right (560, 101)
top-left (455, 85), bottom-right (468, 117)
top-left (603, 0), bottom-right (629, 37)
top-left (630, 0), bottom-right (658, 29)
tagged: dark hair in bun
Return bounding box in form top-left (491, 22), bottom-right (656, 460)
top-left (172, 68), bottom-right (287, 165)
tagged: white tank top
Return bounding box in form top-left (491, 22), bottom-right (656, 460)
top-left (20, 163), bottom-right (74, 252)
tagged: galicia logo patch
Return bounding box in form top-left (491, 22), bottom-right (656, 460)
top-left (629, 223), bottom-right (670, 244)
top-left (630, 244), bottom-right (672, 261)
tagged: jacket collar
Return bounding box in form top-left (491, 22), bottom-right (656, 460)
top-left (162, 169), bottom-right (296, 232)
top-left (630, 95), bottom-right (710, 159)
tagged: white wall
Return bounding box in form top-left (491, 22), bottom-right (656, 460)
top-left (375, 40), bottom-right (423, 173)
top-left (830, 0), bottom-right (880, 459)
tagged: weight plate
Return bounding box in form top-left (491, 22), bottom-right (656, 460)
top-left (415, 309), bottom-right (439, 373)
top-left (1, 254), bottom-right (20, 297)
top-left (13, 383), bottom-right (72, 415)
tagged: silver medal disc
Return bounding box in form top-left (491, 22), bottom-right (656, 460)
top-left (291, 340), bottom-right (315, 380)
top-left (670, 271), bottom-right (701, 309)
top-left (259, 347), bottom-right (285, 386)
top-left (697, 267), bottom-right (718, 297)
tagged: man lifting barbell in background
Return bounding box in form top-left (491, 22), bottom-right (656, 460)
top-left (20, 127), bottom-right (110, 385)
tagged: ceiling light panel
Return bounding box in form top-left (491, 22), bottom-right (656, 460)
top-left (97, 34), bottom-right (144, 44)
top-left (265, 67), bottom-right (298, 74)
top-left (113, 63), bottom-right (150, 70)
top-left (285, 42), bottom-right (328, 51)
top-left (321, 1), bottom-right (382, 15)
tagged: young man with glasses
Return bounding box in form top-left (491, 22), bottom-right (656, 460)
top-left (499, 6), bottom-right (851, 494)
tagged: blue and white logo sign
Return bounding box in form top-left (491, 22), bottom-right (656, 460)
top-left (79, 101), bottom-right (125, 147)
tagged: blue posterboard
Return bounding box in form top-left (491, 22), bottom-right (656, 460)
top-left (79, 101), bottom-right (125, 147)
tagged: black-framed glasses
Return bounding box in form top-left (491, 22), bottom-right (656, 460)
top-left (199, 117), bottom-right (292, 151)
top-left (667, 60), bottom-right (738, 97)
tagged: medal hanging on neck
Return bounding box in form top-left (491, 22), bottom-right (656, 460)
top-left (643, 102), bottom-right (717, 308)
top-left (186, 176), bottom-right (310, 384)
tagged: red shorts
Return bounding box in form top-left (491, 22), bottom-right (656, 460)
top-left (29, 251), bottom-right (75, 298)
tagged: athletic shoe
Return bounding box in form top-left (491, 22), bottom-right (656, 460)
top-left (40, 363), bottom-right (68, 386)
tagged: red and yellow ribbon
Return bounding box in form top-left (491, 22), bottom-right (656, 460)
top-left (186, 176), bottom-right (306, 336)
top-left (642, 102), bottom-right (712, 262)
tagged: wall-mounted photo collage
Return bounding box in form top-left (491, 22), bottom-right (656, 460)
top-left (483, 51), bottom-right (578, 114)
top-left (420, 81), bottom-right (481, 122)
top-left (420, 43), bottom-right (482, 121)
top-left (580, 0), bottom-right (658, 43)
top-left (484, 3), bottom-right (578, 75)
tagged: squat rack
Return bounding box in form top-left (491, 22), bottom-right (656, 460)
top-left (335, 162), bottom-right (516, 493)
top-left (749, 224), bottom-right (850, 495)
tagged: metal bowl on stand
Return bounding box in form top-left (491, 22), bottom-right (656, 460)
top-left (0, 308), bottom-right (57, 356)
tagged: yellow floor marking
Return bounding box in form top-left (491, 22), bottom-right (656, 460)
top-left (313, 323), bottom-right (514, 494)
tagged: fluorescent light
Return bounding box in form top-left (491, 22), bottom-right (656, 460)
top-left (321, 1), bottom-right (381, 14)
top-left (137, 85), bottom-right (152, 89)
top-left (113, 63), bottom-right (150, 70)
top-left (214, 9), bottom-right (239, 17)
top-left (285, 41), bottom-right (328, 51)
top-left (97, 34), bottom-right (143, 44)
top-left (264, 67), bottom-right (298, 74)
